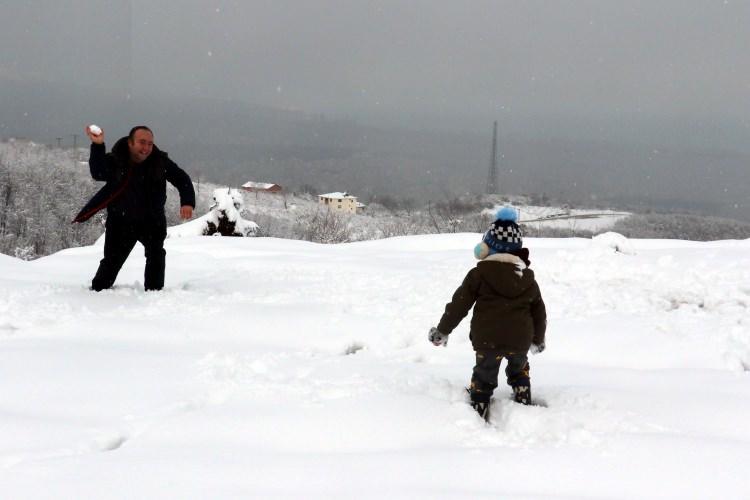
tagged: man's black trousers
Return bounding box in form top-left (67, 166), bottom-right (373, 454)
top-left (92, 218), bottom-right (167, 291)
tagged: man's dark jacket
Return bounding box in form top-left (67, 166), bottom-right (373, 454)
top-left (437, 252), bottom-right (547, 352)
top-left (73, 137), bottom-right (195, 223)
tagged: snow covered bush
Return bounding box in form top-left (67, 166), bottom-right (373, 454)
top-left (203, 188), bottom-right (258, 237)
top-left (612, 213), bottom-right (750, 241)
top-left (294, 208), bottom-right (353, 244)
top-left (591, 231), bottom-right (636, 255)
top-left (167, 187), bottom-right (258, 238)
top-left (13, 244), bottom-right (36, 261)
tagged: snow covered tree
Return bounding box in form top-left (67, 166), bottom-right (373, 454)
top-left (0, 140), bottom-right (103, 258)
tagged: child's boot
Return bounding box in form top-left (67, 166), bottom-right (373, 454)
top-left (471, 400), bottom-right (490, 421)
top-left (467, 387), bottom-right (491, 422)
top-left (512, 385), bottom-right (531, 405)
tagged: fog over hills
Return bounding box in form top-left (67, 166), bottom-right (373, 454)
top-left (2, 79), bottom-right (748, 221)
top-left (1, 1), bottom-right (749, 220)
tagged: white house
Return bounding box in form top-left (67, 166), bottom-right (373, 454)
top-left (318, 192), bottom-right (366, 214)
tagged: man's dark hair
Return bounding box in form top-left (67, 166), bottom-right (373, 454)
top-left (128, 125), bottom-right (153, 140)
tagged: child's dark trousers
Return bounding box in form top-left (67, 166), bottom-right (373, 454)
top-left (469, 350), bottom-right (530, 403)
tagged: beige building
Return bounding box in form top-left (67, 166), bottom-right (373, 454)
top-left (318, 192), bottom-right (366, 214)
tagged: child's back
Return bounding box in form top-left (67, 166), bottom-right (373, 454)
top-left (437, 251), bottom-right (545, 353)
top-left (429, 206), bottom-right (546, 418)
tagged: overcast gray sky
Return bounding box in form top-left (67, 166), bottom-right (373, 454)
top-left (1, 0), bottom-right (748, 138)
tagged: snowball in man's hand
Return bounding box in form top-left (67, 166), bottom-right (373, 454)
top-left (89, 124), bottom-right (102, 136)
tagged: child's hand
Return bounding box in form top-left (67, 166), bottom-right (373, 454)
top-left (428, 327), bottom-right (449, 347)
top-left (530, 342), bottom-right (545, 355)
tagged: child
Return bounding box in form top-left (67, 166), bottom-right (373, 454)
top-left (429, 206), bottom-right (547, 420)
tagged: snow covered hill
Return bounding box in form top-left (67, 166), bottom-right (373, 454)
top-left (215, 187), bottom-right (631, 242)
top-left (1, 234), bottom-right (750, 499)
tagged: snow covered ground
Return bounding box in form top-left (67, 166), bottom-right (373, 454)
top-left (1, 233), bottom-right (749, 499)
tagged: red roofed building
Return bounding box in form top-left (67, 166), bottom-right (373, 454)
top-left (241, 181), bottom-right (283, 193)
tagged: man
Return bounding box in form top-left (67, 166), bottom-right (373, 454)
top-left (74, 125), bottom-right (195, 291)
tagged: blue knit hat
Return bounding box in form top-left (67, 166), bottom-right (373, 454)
top-left (474, 206), bottom-right (523, 260)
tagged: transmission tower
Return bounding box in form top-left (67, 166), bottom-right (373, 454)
top-left (486, 121), bottom-right (499, 194)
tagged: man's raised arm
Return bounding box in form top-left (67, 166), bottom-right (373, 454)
top-left (85, 125), bottom-right (110, 181)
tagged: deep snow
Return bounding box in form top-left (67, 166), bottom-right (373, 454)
top-left (1, 233), bottom-right (749, 499)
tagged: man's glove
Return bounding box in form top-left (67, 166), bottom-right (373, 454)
top-left (428, 327), bottom-right (449, 347)
top-left (530, 341), bottom-right (545, 355)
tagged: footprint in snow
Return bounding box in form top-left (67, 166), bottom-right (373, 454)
top-left (92, 432), bottom-right (129, 452)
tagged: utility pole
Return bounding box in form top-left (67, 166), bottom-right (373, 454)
top-left (56, 137), bottom-right (62, 148)
top-left (486, 121), bottom-right (498, 195)
top-left (69, 133), bottom-right (82, 162)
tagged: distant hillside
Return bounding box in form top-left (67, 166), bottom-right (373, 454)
top-left (2, 78), bottom-right (749, 222)
top-left (2, 139), bottom-right (748, 260)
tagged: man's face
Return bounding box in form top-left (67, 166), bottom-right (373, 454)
top-left (128, 129), bottom-right (154, 164)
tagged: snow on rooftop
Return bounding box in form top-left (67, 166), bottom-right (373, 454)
top-left (242, 181), bottom-right (278, 190)
top-left (319, 192), bottom-right (355, 199)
